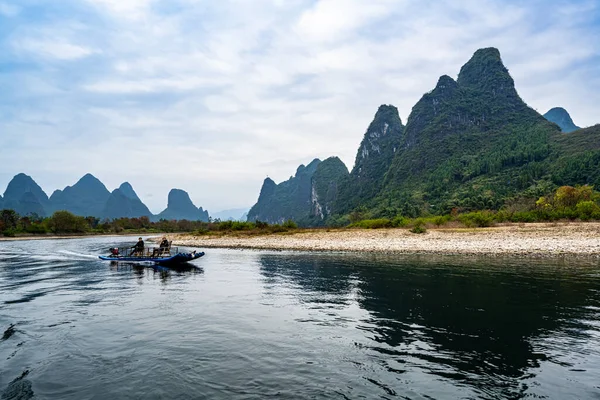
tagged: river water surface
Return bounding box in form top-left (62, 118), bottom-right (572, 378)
top-left (1, 236), bottom-right (599, 399)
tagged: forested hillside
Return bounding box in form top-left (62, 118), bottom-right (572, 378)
top-left (248, 48), bottom-right (600, 225)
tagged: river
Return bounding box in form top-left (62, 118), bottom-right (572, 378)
top-left (1, 236), bottom-right (599, 399)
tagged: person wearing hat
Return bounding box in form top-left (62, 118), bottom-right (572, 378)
top-left (131, 237), bottom-right (145, 256)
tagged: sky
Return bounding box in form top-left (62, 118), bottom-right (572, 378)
top-left (0, 0), bottom-right (599, 214)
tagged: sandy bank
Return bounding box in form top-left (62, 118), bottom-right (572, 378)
top-left (171, 223), bottom-right (600, 257)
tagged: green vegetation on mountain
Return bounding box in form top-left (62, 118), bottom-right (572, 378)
top-left (335, 105), bottom-right (404, 214)
top-left (247, 47), bottom-right (600, 226)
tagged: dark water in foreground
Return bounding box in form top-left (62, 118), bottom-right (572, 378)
top-left (1, 237), bottom-right (599, 399)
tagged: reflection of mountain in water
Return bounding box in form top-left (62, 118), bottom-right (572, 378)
top-left (257, 254), bottom-right (599, 398)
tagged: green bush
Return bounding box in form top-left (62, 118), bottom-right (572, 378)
top-left (48, 211), bottom-right (89, 233)
top-left (575, 201), bottom-right (600, 220)
top-left (350, 218), bottom-right (392, 229)
top-left (25, 223), bottom-right (48, 234)
top-left (410, 219), bottom-right (427, 234)
top-left (391, 216), bottom-right (409, 227)
top-left (231, 221), bottom-right (256, 230)
top-left (509, 211), bottom-right (538, 223)
top-left (459, 211), bottom-right (495, 227)
top-left (432, 215), bottom-right (451, 226)
top-left (282, 220), bottom-right (298, 229)
top-left (2, 228), bottom-right (16, 237)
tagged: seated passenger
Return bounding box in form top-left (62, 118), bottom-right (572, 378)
top-left (153, 237), bottom-right (170, 257)
top-left (131, 237), bottom-right (144, 256)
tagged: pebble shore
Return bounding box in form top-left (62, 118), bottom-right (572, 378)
top-left (171, 222), bottom-right (600, 257)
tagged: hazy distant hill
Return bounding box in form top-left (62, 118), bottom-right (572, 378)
top-left (1, 174), bottom-right (209, 221)
top-left (543, 107), bottom-right (580, 133)
top-left (156, 189), bottom-right (209, 222)
top-left (2, 173), bottom-right (50, 216)
top-left (211, 208), bottom-right (249, 221)
top-left (49, 173), bottom-right (111, 217)
top-left (101, 183), bottom-right (153, 219)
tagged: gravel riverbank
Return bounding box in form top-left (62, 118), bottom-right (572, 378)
top-left (171, 222), bottom-right (600, 257)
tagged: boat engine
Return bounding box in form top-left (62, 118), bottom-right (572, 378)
top-left (109, 247), bottom-right (120, 256)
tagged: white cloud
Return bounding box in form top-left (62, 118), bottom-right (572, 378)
top-left (13, 38), bottom-right (96, 60)
top-left (295, 0), bottom-right (402, 43)
top-left (85, 0), bottom-right (153, 19)
top-left (1, 0), bottom-right (599, 212)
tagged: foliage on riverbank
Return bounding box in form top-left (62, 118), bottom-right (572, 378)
top-left (2, 185), bottom-right (599, 238)
top-left (194, 219), bottom-right (299, 236)
top-left (0, 210), bottom-right (210, 237)
top-left (345, 185), bottom-right (600, 229)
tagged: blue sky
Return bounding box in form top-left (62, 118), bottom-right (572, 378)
top-left (0, 0), bottom-right (599, 213)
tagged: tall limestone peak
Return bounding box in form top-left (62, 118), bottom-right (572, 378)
top-left (102, 188), bottom-right (152, 219)
top-left (353, 104), bottom-right (404, 176)
top-left (381, 47), bottom-right (555, 214)
top-left (74, 173), bottom-right (110, 197)
top-left (2, 173), bottom-right (49, 216)
top-left (48, 174), bottom-right (110, 216)
top-left (118, 182), bottom-right (141, 201)
top-left (0, 194), bottom-right (3, 209)
top-left (3, 173), bottom-right (49, 203)
top-left (335, 105), bottom-right (405, 214)
top-left (543, 107), bottom-right (580, 133)
top-left (257, 177), bottom-right (277, 203)
top-left (157, 189), bottom-right (209, 221)
top-left (433, 75), bottom-right (459, 96)
top-left (457, 47), bottom-right (517, 98)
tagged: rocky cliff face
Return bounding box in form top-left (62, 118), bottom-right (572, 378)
top-left (336, 105), bottom-right (404, 214)
top-left (247, 159), bottom-right (321, 224)
top-left (157, 189), bottom-right (209, 221)
top-left (311, 157), bottom-right (349, 220)
top-left (543, 107), bottom-right (580, 133)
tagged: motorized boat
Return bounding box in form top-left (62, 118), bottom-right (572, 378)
top-left (98, 246), bottom-right (204, 266)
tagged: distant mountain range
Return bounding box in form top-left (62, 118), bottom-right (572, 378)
top-left (210, 208), bottom-right (249, 221)
top-left (1, 173), bottom-right (210, 221)
top-left (247, 47), bottom-right (598, 225)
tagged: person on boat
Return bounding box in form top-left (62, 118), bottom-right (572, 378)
top-left (152, 237), bottom-right (170, 257)
top-left (131, 237), bottom-right (144, 256)
top-left (160, 237), bottom-right (169, 250)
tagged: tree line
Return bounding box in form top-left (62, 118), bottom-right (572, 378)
top-left (0, 210), bottom-right (212, 237)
